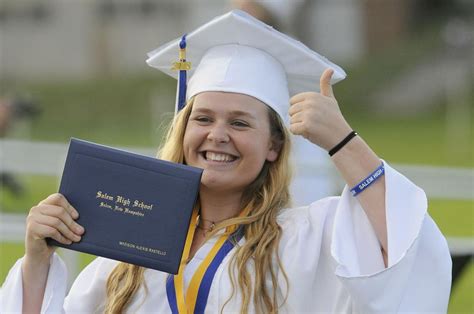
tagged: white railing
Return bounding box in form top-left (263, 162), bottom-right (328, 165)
top-left (1, 139), bottom-right (473, 286)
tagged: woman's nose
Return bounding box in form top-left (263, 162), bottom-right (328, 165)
top-left (207, 124), bottom-right (230, 143)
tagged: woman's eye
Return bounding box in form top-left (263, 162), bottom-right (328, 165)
top-left (194, 116), bottom-right (211, 123)
top-left (232, 120), bottom-right (249, 127)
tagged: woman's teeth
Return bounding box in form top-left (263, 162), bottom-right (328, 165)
top-left (205, 152), bottom-right (236, 162)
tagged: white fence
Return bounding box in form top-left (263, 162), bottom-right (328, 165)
top-left (1, 139), bottom-right (473, 286)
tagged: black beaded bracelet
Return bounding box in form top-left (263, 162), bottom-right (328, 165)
top-left (328, 131), bottom-right (358, 156)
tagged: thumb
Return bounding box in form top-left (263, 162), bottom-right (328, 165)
top-left (320, 68), bottom-right (334, 98)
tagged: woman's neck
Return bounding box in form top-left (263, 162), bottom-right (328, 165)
top-left (198, 187), bottom-right (243, 223)
top-left (188, 187), bottom-right (243, 260)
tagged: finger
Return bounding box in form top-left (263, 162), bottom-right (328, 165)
top-left (320, 68), bottom-right (334, 98)
top-left (39, 193), bottom-right (79, 219)
top-left (33, 224), bottom-right (73, 245)
top-left (34, 214), bottom-right (82, 242)
top-left (288, 101), bottom-right (305, 116)
top-left (289, 122), bottom-right (305, 136)
top-left (289, 111), bottom-right (306, 124)
top-left (289, 92), bottom-right (316, 105)
top-left (39, 205), bottom-right (84, 236)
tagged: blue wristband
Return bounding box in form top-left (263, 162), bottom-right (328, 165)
top-left (350, 162), bottom-right (385, 196)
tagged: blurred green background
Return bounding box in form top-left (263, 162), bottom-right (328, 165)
top-left (1, 0), bottom-right (472, 312)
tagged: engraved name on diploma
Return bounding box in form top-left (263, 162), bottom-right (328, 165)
top-left (118, 241), bottom-right (167, 256)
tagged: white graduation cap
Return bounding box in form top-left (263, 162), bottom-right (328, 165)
top-left (146, 9), bottom-right (346, 122)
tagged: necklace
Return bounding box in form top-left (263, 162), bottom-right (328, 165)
top-left (195, 215), bottom-right (228, 235)
top-left (196, 216), bottom-right (216, 234)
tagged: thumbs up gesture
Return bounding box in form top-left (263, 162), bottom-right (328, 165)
top-left (289, 68), bottom-right (353, 152)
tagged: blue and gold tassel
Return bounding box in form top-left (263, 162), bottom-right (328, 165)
top-left (171, 34), bottom-right (191, 113)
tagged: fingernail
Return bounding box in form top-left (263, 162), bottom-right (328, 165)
top-left (69, 205), bottom-right (79, 219)
top-left (76, 225), bottom-right (84, 234)
top-left (75, 235), bottom-right (82, 242)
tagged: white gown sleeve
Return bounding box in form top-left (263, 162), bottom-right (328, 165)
top-left (331, 161), bottom-right (452, 313)
top-left (0, 253), bottom-right (117, 313)
top-left (0, 253), bottom-right (68, 313)
top-left (63, 257), bottom-right (117, 313)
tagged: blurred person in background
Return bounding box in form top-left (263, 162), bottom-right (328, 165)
top-left (231, 0), bottom-right (305, 34)
top-left (0, 98), bottom-right (14, 137)
top-left (0, 95), bottom-right (41, 196)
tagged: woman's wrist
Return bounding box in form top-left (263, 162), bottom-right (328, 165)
top-left (23, 252), bottom-right (52, 272)
top-left (328, 130), bottom-right (358, 156)
top-left (329, 135), bottom-right (382, 188)
top-left (22, 254), bottom-right (51, 313)
top-left (320, 120), bottom-right (353, 152)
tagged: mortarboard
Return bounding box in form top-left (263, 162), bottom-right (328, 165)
top-left (146, 10), bottom-right (346, 122)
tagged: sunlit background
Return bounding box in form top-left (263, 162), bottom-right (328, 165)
top-left (0, 0), bottom-right (472, 312)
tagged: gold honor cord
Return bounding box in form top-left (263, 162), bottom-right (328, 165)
top-left (180, 234), bottom-right (228, 313)
top-left (173, 209), bottom-right (248, 313)
top-left (173, 209), bottom-right (198, 314)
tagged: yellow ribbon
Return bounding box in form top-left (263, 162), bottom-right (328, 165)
top-left (173, 207), bottom-right (249, 313)
top-left (174, 209), bottom-right (198, 314)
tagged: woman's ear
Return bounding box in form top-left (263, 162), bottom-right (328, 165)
top-left (266, 140), bottom-right (280, 162)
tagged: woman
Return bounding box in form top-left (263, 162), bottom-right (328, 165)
top-left (1, 10), bottom-right (451, 313)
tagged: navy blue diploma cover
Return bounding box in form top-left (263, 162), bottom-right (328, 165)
top-left (47, 138), bottom-right (202, 274)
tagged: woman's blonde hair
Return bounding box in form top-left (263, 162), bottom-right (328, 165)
top-left (105, 97), bottom-right (292, 314)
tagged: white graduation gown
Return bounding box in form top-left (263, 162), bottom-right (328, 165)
top-left (0, 163), bottom-right (452, 313)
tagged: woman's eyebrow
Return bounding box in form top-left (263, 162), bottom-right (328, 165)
top-left (228, 110), bottom-right (257, 121)
top-left (191, 108), bottom-right (214, 114)
top-left (192, 108), bottom-right (257, 120)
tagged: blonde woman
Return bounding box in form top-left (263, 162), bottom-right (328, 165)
top-left (1, 10), bottom-right (451, 314)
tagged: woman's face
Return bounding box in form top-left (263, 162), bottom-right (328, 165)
top-left (183, 91), bottom-right (279, 195)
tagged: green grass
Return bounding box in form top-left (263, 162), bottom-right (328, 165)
top-left (349, 112), bottom-right (473, 168)
top-left (449, 264), bottom-right (474, 314)
top-left (4, 74), bottom-right (176, 147)
top-left (335, 23), bottom-right (446, 114)
top-left (1, 176), bottom-right (59, 214)
top-left (429, 200), bottom-right (474, 237)
top-left (0, 243), bottom-right (24, 282)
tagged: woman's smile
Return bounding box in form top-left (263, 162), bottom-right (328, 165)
top-left (202, 151), bottom-right (239, 163)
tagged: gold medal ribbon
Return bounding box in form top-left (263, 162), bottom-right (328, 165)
top-left (167, 208), bottom-right (247, 313)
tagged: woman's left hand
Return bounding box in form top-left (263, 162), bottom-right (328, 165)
top-left (288, 68), bottom-right (353, 151)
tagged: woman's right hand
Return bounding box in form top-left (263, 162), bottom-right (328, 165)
top-left (25, 193), bottom-right (84, 264)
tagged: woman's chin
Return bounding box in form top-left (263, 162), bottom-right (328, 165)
top-left (200, 176), bottom-right (240, 194)
top-left (201, 178), bottom-right (227, 190)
